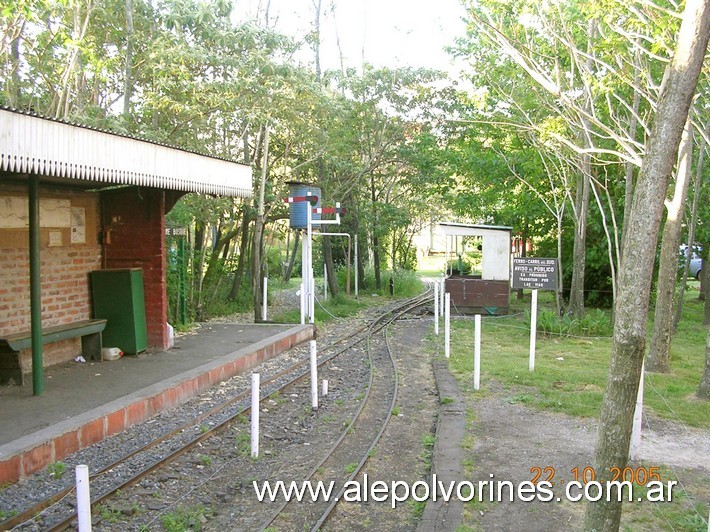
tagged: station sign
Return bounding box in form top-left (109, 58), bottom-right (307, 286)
top-left (512, 257), bottom-right (559, 290)
top-left (165, 226), bottom-right (188, 237)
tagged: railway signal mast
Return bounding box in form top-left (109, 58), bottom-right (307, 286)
top-left (284, 192), bottom-right (347, 324)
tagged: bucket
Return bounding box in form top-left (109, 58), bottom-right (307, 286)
top-left (102, 347), bottom-right (123, 361)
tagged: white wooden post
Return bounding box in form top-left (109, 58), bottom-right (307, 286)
top-left (324, 263), bottom-right (328, 301)
top-left (445, 292), bottom-right (451, 358)
top-left (440, 275), bottom-right (445, 317)
top-left (251, 373), bottom-right (260, 457)
top-left (310, 340), bottom-right (318, 409)
top-left (433, 282), bottom-right (439, 336)
top-left (300, 282), bottom-right (305, 325)
top-left (630, 362), bottom-right (645, 460)
top-left (75, 465), bottom-right (92, 532)
top-left (474, 314), bottom-right (481, 390)
top-left (529, 289), bottom-right (538, 371)
top-left (307, 206), bottom-right (314, 323)
top-left (262, 277), bottom-right (268, 321)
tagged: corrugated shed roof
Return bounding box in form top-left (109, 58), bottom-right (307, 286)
top-left (0, 107), bottom-right (252, 197)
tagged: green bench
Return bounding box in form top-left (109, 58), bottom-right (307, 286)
top-left (0, 319), bottom-right (107, 385)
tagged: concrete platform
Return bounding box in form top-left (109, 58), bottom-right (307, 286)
top-left (0, 322), bottom-right (314, 484)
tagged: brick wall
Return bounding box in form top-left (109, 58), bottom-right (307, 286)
top-left (0, 187), bottom-right (101, 370)
top-left (102, 188), bottom-right (168, 349)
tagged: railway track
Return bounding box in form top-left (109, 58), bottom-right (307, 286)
top-left (262, 291), bottom-right (431, 531)
top-left (2, 288), bottom-right (432, 531)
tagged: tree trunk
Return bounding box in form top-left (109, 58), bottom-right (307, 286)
top-left (7, 22), bottom-right (23, 107)
top-left (370, 175), bottom-right (382, 290)
top-left (517, 222), bottom-right (528, 300)
top-left (323, 235), bottom-right (339, 297)
top-left (621, 44), bottom-right (641, 256)
top-left (252, 126), bottom-right (270, 322)
top-left (647, 117), bottom-right (693, 373)
top-left (698, 328), bottom-right (710, 399)
top-left (123, 0), bottom-right (134, 119)
top-left (228, 207), bottom-right (252, 301)
top-left (568, 165), bottom-right (590, 318)
top-left (567, 21), bottom-right (596, 319)
top-left (584, 3), bottom-right (709, 530)
top-left (676, 120), bottom-right (709, 327)
top-left (283, 231), bottom-right (300, 283)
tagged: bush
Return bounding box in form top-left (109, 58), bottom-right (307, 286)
top-left (529, 308), bottom-right (612, 337)
top-left (446, 258), bottom-right (472, 276)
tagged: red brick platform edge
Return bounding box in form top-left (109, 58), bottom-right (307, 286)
top-left (0, 324), bottom-right (314, 484)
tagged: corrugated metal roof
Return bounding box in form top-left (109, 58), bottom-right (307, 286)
top-left (0, 107), bottom-right (252, 197)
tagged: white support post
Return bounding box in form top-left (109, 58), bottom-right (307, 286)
top-left (75, 465), bottom-right (92, 532)
top-left (440, 275), bottom-right (445, 317)
top-left (310, 340), bottom-right (318, 409)
top-left (324, 263), bottom-right (328, 301)
top-left (529, 289), bottom-right (538, 372)
top-left (300, 282), bottom-right (305, 325)
top-left (444, 292), bottom-right (451, 358)
top-left (433, 281), bottom-right (439, 336)
top-left (322, 379), bottom-right (328, 396)
top-left (262, 277), bottom-right (268, 321)
top-left (474, 314), bottom-right (481, 390)
top-left (307, 207), bottom-right (315, 324)
top-left (302, 228), bottom-right (308, 321)
top-left (251, 373), bottom-right (260, 458)
top-left (630, 362), bottom-right (645, 460)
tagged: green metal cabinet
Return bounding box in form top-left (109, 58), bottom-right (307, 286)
top-left (90, 268), bottom-right (148, 354)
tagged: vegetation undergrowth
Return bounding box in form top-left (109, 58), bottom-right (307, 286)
top-left (444, 287), bottom-right (707, 428)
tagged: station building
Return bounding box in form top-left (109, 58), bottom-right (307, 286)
top-left (0, 107), bottom-right (252, 393)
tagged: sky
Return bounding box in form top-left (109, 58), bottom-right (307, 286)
top-left (236, 0), bottom-right (469, 73)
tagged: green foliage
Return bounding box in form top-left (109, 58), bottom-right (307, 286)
top-left (446, 258), bottom-right (472, 276)
top-left (47, 461), bottom-right (66, 480)
top-left (528, 308), bottom-right (612, 338)
top-left (161, 505), bottom-right (210, 532)
top-left (359, 268), bottom-right (423, 297)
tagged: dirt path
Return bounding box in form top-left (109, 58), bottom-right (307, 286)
top-left (466, 383), bottom-right (710, 531)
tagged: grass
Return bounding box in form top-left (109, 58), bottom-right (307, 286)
top-left (441, 285), bottom-right (709, 531)
top-left (445, 288), bottom-right (708, 428)
top-left (161, 505), bottom-right (210, 532)
top-left (47, 461), bottom-right (66, 480)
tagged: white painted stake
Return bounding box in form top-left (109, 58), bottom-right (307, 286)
top-left (324, 264), bottom-right (328, 301)
top-left (262, 277), bottom-right (268, 321)
top-left (300, 282), bottom-right (305, 325)
top-left (307, 207), bottom-right (315, 324)
top-left (474, 314), bottom-right (481, 391)
top-left (529, 289), bottom-right (538, 372)
top-left (75, 464), bottom-right (92, 532)
top-left (310, 340), bottom-right (318, 409)
top-left (440, 275), bottom-right (445, 317)
top-left (251, 373), bottom-right (260, 458)
top-left (444, 292), bottom-right (451, 358)
top-left (322, 379), bottom-right (328, 396)
top-left (630, 362), bottom-right (645, 460)
top-left (433, 282), bottom-right (439, 336)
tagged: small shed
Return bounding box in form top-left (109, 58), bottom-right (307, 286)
top-left (440, 222), bottom-right (512, 315)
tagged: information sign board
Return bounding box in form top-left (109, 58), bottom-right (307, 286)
top-left (512, 257), bottom-right (559, 290)
top-left (165, 226), bottom-right (188, 237)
